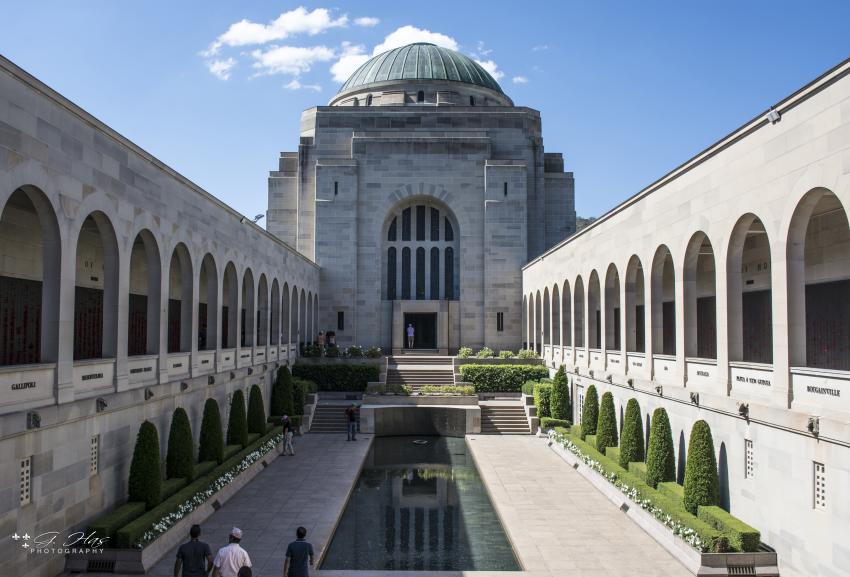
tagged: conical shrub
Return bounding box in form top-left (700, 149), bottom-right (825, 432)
top-left (270, 366), bottom-right (293, 416)
top-left (551, 366), bottom-right (571, 421)
top-left (533, 382), bottom-right (552, 418)
top-left (247, 384), bottom-right (267, 435)
top-left (595, 391), bottom-right (618, 454)
top-left (227, 390), bottom-right (249, 448)
top-left (128, 420), bottom-right (161, 509)
top-left (580, 385), bottom-right (599, 440)
top-left (292, 378), bottom-right (306, 415)
top-left (166, 407), bottom-right (194, 480)
top-left (646, 407), bottom-right (676, 488)
top-left (198, 398), bottom-right (224, 464)
top-left (683, 420), bottom-right (720, 514)
top-left (619, 398), bottom-right (644, 468)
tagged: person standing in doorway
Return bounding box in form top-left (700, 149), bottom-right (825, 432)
top-left (407, 323), bottom-right (415, 348)
top-left (317, 331), bottom-right (325, 356)
top-left (283, 526), bottom-right (314, 577)
top-left (212, 527), bottom-right (251, 577)
top-left (174, 524), bottom-right (212, 577)
top-left (345, 404), bottom-right (357, 441)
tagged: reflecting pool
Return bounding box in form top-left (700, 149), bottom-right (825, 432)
top-left (321, 436), bottom-right (520, 571)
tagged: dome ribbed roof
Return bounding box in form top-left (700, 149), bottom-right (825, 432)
top-left (338, 43), bottom-right (504, 94)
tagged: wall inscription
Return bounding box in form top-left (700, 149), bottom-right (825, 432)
top-left (736, 375), bottom-right (771, 387)
top-left (11, 381), bottom-right (36, 390)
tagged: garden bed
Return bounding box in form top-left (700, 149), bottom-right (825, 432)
top-left (546, 427), bottom-right (778, 576)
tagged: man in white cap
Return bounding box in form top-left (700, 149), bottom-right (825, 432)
top-left (212, 527), bottom-right (251, 577)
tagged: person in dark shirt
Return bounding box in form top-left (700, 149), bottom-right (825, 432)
top-left (344, 405), bottom-right (357, 441)
top-left (174, 524), bottom-right (213, 577)
top-left (283, 526), bottom-right (314, 577)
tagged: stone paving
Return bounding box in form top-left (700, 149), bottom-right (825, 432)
top-left (466, 434), bottom-right (692, 577)
top-left (114, 434), bottom-right (373, 577)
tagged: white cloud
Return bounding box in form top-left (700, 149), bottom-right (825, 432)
top-left (353, 16), bottom-right (380, 27)
top-left (474, 59), bottom-right (504, 81)
top-left (205, 7), bottom-right (348, 55)
top-left (331, 42), bottom-right (370, 83)
top-left (372, 25), bottom-right (457, 55)
top-left (206, 58), bottom-right (237, 80)
top-left (285, 79), bottom-right (322, 92)
top-left (250, 45), bottom-right (336, 76)
top-left (512, 75), bottom-right (529, 84)
top-left (532, 44), bottom-right (549, 52)
top-left (475, 40), bottom-right (492, 57)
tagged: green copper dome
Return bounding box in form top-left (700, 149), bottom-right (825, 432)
top-left (338, 43), bottom-right (504, 94)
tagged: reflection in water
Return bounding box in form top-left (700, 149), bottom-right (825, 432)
top-left (321, 436), bottom-right (520, 571)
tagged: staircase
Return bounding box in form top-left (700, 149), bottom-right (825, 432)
top-left (386, 355), bottom-right (455, 391)
top-left (309, 404), bottom-right (358, 434)
top-left (480, 402), bottom-right (531, 434)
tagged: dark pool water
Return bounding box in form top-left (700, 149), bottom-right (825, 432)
top-left (321, 436), bottom-right (520, 571)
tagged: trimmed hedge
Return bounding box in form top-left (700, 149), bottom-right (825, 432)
top-left (161, 477), bottom-right (187, 501)
top-left (521, 380), bottom-right (537, 396)
top-left (553, 427), bottom-right (729, 552)
top-left (247, 385), bottom-right (267, 435)
top-left (166, 408), bottom-right (194, 481)
top-left (227, 390), bottom-right (248, 448)
top-left (223, 444), bottom-right (241, 462)
top-left (540, 417), bottom-right (570, 431)
top-left (683, 420), bottom-right (720, 515)
top-left (580, 385), bottom-right (599, 440)
top-left (606, 446), bottom-right (621, 465)
top-left (198, 398), bottom-right (224, 464)
top-left (128, 421), bottom-right (161, 510)
top-left (459, 364), bottom-right (549, 393)
top-left (534, 383), bottom-right (553, 418)
top-left (116, 427), bottom-right (280, 548)
top-left (629, 461), bottom-right (647, 483)
top-left (88, 501), bottom-right (146, 544)
top-left (595, 391), bottom-right (618, 454)
top-left (658, 481), bottom-right (685, 502)
top-left (551, 366), bottom-right (571, 421)
top-left (619, 398), bottom-right (644, 469)
top-left (196, 460), bottom-right (216, 478)
top-left (292, 363), bottom-right (379, 391)
top-left (292, 378), bottom-right (306, 415)
top-left (646, 407), bottom-right (675, 488)
top-left (271, 366), bottom-right (293, 416)
top-left (698, 505), bottom-right (760, 552)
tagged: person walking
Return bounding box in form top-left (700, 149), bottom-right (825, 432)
top-left (345, 404), bottom-right (357, 441)
top-left (173, 524), bottom-right (212, 577)
top-left (283, 526), bottom-right (314, 577)
top-left (212, 527), bottom-right (251, 577)
top-left (406, 323), bottom-right (415, 348)
top-left (283, 416), bottom-right (295, 456)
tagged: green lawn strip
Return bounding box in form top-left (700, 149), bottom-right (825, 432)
top-left (698, 505), bottom-right (761, 552)
top-left (551, 427), bottom-right (730, 552)
top-left (115, 428), bottom-right (281, 548)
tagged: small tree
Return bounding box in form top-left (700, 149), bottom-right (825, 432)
top-left (683, 420), bottom-right (721, 514)
top-left (227, 390), bottom-right (249, 448)
top-left (270, 366), bottom-right (293, 417)
top-left (128, 421), bottom-right (161, 509)
top-left (646, 407), bottom-right (676, 488)
top-left (292, 379), bottom-right (306, 415)
top-left (580, 385), bottom-right (599, 440)
top-left (619, 398), bottom-right (644, 469)
top-left (533, 383), bottom-right (553, 418)
top-left (551, 366), bottom-right (571, 421)
top-left (198, 398), bottom-right (224, 464)
top-left (247, 385), bottom-right (267, 435)
top-left (166, 407), bottom-right (194, 480)
top-left (595, 391), bottom-right (618, 453)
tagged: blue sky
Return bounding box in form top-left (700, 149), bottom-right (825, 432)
top-left (3, 1), bottom-right (849, 222)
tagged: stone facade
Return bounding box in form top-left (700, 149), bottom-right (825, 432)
top-left (523, 59), bottom-right (850, 577)
top-left (0, 55), bottom-right (318, 577)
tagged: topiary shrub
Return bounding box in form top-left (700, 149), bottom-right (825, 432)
top-left (365, 346), bottom-right (383, 358)
top-left (533, 383), bottom-right (553, 418)
top-left (198, 398), bottom-right (224, 464)
top-left (128, 420), bottom-right (161, 510)
top-left (516, 348), bottom-right (538, 359)
top-left (646, 407), bottom-right (676, 488)
top-left (476, 346), bottom-right (495, 358)
top-left (270, 366), bottom-right (293, 416)
top-left (551, 365), bottom-right (570, 420)
top-left (325, 345), bottom-right (340, 358)
top-left (595, 391), bottom-right (618, 454)
top-left (166, 408), bottom-right (194, 481)
top-left (498, 350), bottom-right (514, 359)
top-left (292, 378), bottom-right (306, 415)
top-left (345, 345), bottom-right (364, 358)
top-left (580, 385), bottom-right (599, 440)
top-left (227, 390), bottom-right (248, 448)
top-left (247, 385), bottom-right (267, 435)
top-left (540, 417), bottom-right (570, 430)
top-left (683, 420), bottom-right (720, 515)
top-left (457, 346), bottom-right (473, 358)
top-left (619, 398), bottom-right (645, 469)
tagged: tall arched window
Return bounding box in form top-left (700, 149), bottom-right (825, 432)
top-left (445, 218), bottom-right (454, 241)
top-left (417, 90), bottom-right (425, 102)
top-left (416, 247), bottom-right (426, 299)
top-left (402, 247), bottom-right (411, 299)
top-left (387, 247), bottom-right (397, 300)
top-left (430, 247), bottom-right (440, 299)
top-left (388, 217), bottom-right (397, 241)
top-left (366, 94), bottom-right (373, 106)
top-left (445, 247), bottom-right (455, 300)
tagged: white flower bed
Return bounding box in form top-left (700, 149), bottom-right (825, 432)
top-left (136, 433), bottom-right (283, 548)
top-left (549, 429), bottom-right (707, 552)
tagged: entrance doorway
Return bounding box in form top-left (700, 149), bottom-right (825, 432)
top-left (403, 313), bottom-right (437, 349)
